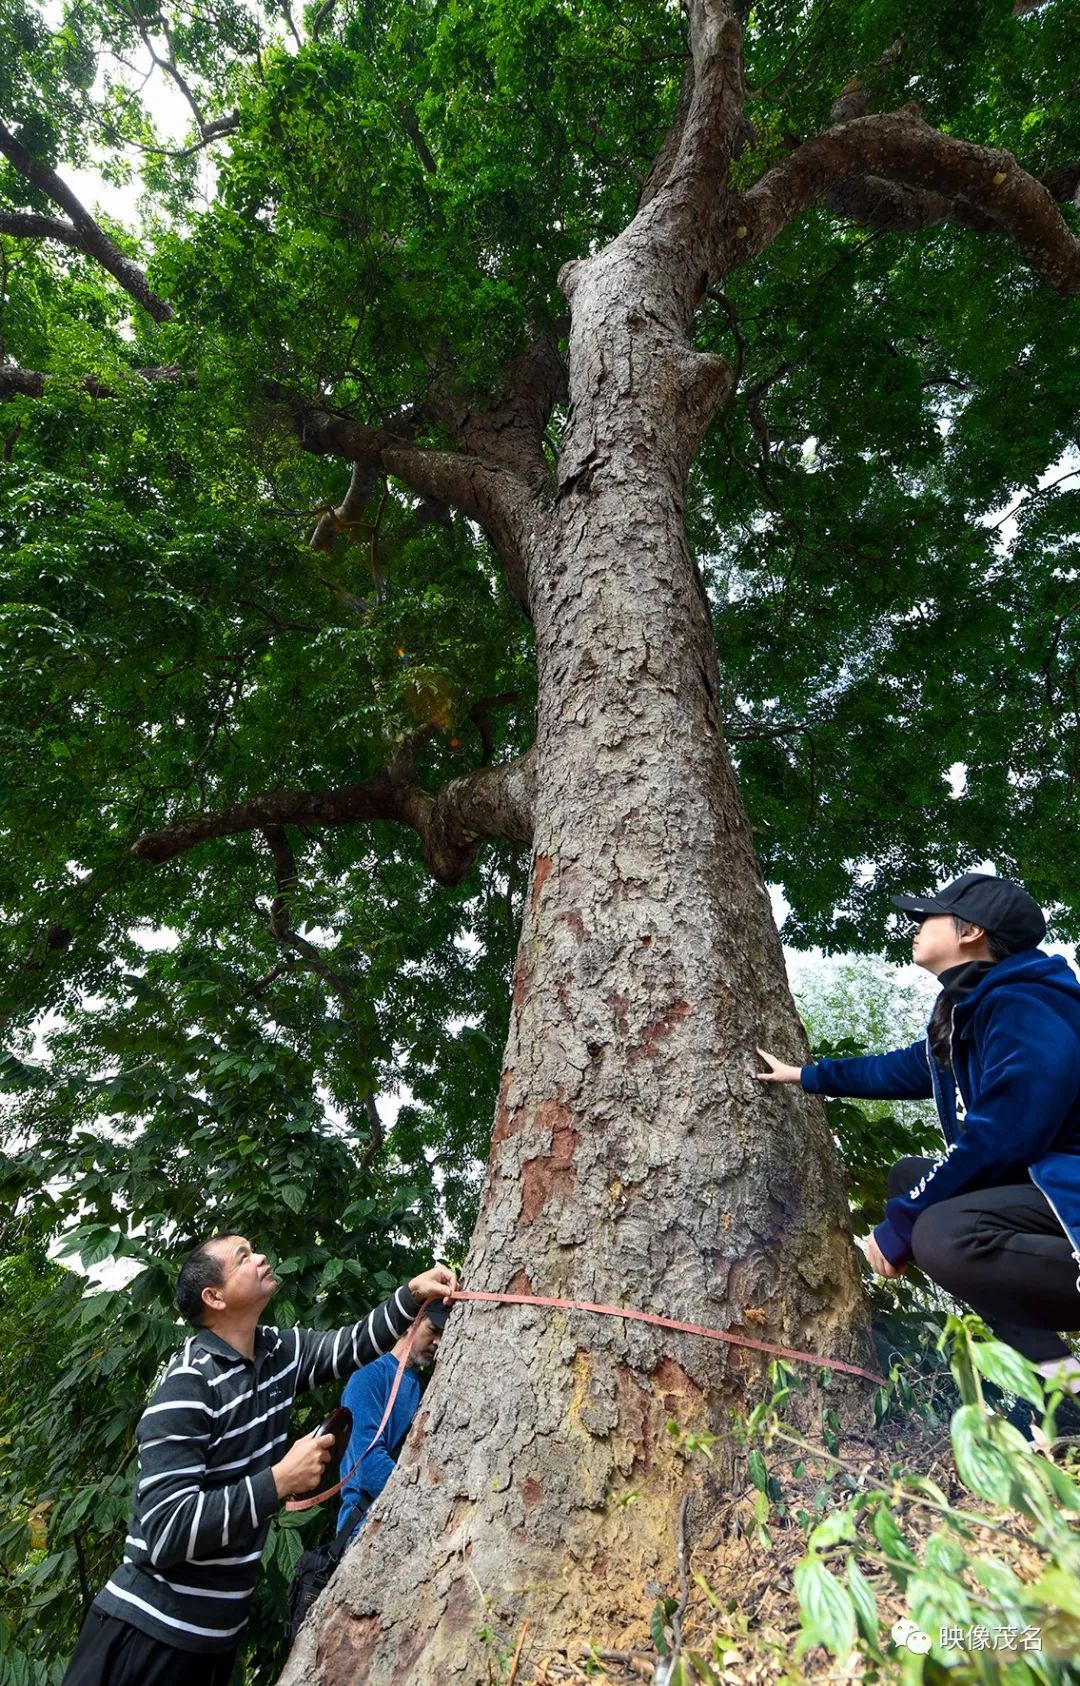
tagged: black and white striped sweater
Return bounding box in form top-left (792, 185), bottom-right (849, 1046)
top-left (93, 1285), bottom-right (422, 1653)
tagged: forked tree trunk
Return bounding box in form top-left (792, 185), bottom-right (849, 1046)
top-left (280, 233), bottom-right (874, 1686)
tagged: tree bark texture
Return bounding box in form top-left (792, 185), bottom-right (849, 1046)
top-left (280, 227), bottom-right (874, 1686)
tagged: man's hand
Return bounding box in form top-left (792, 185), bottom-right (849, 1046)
top-left (755, 1047), bottom-right (802, 1084)
top-left (271, 1431), bottom-right (335, 1500)
top-left (409, 1263), bottom-right (457, 1304)
top-left (862, 1235), bottom-right (906, 1279)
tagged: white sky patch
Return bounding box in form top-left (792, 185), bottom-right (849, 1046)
top-left (128, 924), bottom-right (181, 951)
top-left (946, 762), bottom-right (967, 798)
top-left (981, 446), bottom-right (1080, 555)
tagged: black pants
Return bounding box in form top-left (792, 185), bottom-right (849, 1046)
top-left (890, 1155), bottom-right (1080, 1363)
top-left (61, 1611), bottom-right (237, 1686)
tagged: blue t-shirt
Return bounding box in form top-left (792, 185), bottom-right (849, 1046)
top-left (338, 1353), bottom-right (421, 1535)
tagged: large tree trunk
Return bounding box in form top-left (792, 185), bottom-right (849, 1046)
top-left (280, 237), bottom-right (874, 1685)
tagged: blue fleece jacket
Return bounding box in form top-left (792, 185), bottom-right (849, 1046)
top-left (800, 949), bottom-right (1080, 1271)
top-left (337, 1353), bottom-right (421, 1536)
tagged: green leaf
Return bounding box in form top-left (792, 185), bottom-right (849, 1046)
top-left (649, 1599), bottom-right (673, 1657)
top-left (870, 1506), bottom-right (917, 1588)
top-left (807, 1508), bottom-right (856, 1551)
top-left (950, 1405), bottom-right (1017, 1506)
top-left (846, 1557), bottom-right (880, 1653)
top-left (747, 1450), bottom-right (768, 1492)
top-left (1027, 1565), bottom-right (1080, 1618)
top-left (972, 1338), bottom-right (1044, 1410)
top-left (794, 1554), bottom-right (856, 1658)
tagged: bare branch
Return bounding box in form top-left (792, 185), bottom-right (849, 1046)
top-left (118, 5), bottom-right (238, 148)
top-left (816, 41), bottom-right (1080, 240)
top-left (281, 324), bottom-right (568, 612)
top-left (359, 1094), bottom-right (384, 1172)
top-left (735, 110), bottom-right (1080, 295)
top-left (309, 462), bottom-right (383, 553)
top-left (133, 742), bottom-right (536, 886)
top-left (745, 0), bottom-right (834, 103)
top-left (0, 210), bottom-right (105, 248)
top-left (743, 360), bottom-right (790, 461)
top-left (0, 121), bottom-right (174, 321)
top-left (248, 958), bottom-right (297, 995)
top-left (307, 406), bottom-right (449, 552)
top-left (310, 0), bottom-right (336, 39)
top-left (829, 36), bottom-right (906, 124)
top-left (400, 109), bottom-right (438, 176)
top-left (101, 114), bottom-right (239, 161)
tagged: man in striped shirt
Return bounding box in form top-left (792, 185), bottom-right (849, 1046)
top-left (61, 1231), bottom-right (455, 1685)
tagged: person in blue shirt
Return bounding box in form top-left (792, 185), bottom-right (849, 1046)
top-left (337, 1299), bottom-right (449, 1539)
top-left (757, 874), bottom-right (1080, 1415)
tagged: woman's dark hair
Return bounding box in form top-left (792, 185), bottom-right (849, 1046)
top-left (928, 920), bottom-right (1013, 1066)
top-left (176, 1231), bottom-right (242, 1325)
top-left (951, 915), bottom-right (1012, 963)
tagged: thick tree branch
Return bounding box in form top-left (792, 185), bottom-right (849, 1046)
top-left (269, 386), bottom-right (537, 613)
top-left (0, 210), bottom-right (106, 249)
top-left (432, 323), bottom-right (567, 492)
top-left (638, 57), bottom-right (696, 211)
top-left (655, 0), bottom-right (748, 262)
top-left (310, 0), bottom-right (337, 39)
top-left (283, 323), bottom-right (567, 613)
top-left (819, 41), bottom-right (1080, 238)
top-left (736, 110), bottom-right (1080, 295)
top-left (308, 405), bottom-right (450, 553)
top-left (133, 742), bottom-right (536, 886)
top-left (603, 0), bottom-right (748, 328)
top-left (0, 121), bottom-right (173, 321)
top-left (309, 462), bottom-right (383, 554)
top-left (0, 363), bottom-right (186, 401)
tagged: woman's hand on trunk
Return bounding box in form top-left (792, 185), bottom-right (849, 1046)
top-left (755, 1047), bottom-right (802, 1084)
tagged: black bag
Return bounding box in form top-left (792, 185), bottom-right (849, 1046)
top-left (284, 1518), bottom-right (356, 1641)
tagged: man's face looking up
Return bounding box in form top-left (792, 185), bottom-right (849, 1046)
top-left (202, 1235), bottom-right (277, 1321)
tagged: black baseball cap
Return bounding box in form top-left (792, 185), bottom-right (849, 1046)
top-left (422, 1299), bottom-right (452, 1331)
top-left (891, 873), bottom-right (1046, 953)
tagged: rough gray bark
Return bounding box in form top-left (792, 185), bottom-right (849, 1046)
top-left (278, 39), bottom-right (874, 1674)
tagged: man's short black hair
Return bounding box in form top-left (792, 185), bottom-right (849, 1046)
top-left (176, 1231), bottom-right (242, 1325)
